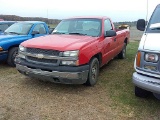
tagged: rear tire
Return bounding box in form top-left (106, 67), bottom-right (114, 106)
top-left (85, 57), bottom-right (99, 86)
top-left (118, 43), bottom-right (126, 59)
top-left (7, 47), bottom-right (18, 67)
top-left (135, 86), bottom-right (150, 98)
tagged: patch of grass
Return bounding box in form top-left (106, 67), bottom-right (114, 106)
top-left (99, 41), bottom-right (160, 119)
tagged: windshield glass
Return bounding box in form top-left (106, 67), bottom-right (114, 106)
top-left (5, 23), bottom-right (33, 35)
top-left (52, 18), bottom-right (101, 37)
top-left (147, 5), bottom-right (160, 32)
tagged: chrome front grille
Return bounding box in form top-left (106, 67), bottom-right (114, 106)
top-left (26, 48), bottom-right (60, 56)
top-left (27, 56), bottom-right (57, 64)
top-left (25, 48), bottom-right (60, 65)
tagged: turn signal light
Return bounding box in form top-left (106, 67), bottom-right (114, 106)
top-left (136, 52), bottom-right (141, 67)
top-left (0, 47), bottom-right (3, 51)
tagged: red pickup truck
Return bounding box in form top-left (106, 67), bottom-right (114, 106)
top-left (15, 16), bottom-right (130, 86)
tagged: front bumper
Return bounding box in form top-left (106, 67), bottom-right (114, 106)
top-left (16, 64), bottom-right (89, 84)
top-left (132, 72), bottom-right (160, 94)
top-left (0, 51), bottom-right (8, 61)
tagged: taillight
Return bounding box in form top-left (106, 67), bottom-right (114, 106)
top-left (136, 52), bottom-right (141, 67)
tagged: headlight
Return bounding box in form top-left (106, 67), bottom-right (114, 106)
top-left (0, 46), bottom-right (3, 51)
top-left (19, 45), bottom-right (26, 52)
top-left (61, 60), bottom-right (79, 66)
top-left (145, 53), bottom-right (158, 62)
top-left (17, 53), bottom-right (26, 59)
top-left (63, 50), bottom-right (79, 57)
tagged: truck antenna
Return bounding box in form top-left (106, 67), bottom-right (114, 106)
top-left (146, 0), bottom-right (148, 21)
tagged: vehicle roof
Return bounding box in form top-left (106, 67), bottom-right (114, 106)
top-left (65, 16), bottom-right (110, 20)
top-left (17, 21), bottom-right (45, 24)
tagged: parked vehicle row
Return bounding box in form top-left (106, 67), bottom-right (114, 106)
top-left (1, 4), bottom-right (160, 99)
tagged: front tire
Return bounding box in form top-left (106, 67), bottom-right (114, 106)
top-left (135, 86), bottom-right (150, 98)
top-left (85, 57), bottom-right (99, 86)
top-left (7, 47), bottom-right (18, 67)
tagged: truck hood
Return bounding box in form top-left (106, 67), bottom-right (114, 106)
top-left (22, 35), bottom-right (98, 51)
top-left (143, 33), bottom-right (160, 51)
top-left (0, 35), bottom-right (28, 42)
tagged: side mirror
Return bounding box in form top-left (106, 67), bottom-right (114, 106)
top-left (32, 31), bottom-right (39, 35)
top-left (105, 30), bottom-right (116, 37)
top-left (137, 19), bottom-right (146, 31)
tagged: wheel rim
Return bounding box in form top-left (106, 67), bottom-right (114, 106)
top-left (13, 50), bottom-right (18, 62)
top-left (91, 62), bottom-right (98, 81)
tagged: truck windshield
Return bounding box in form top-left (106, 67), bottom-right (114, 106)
top-left (147, 5), bottom-right (160, 32)
top-left (52, 19), bottom-right (101, 37)
top-left (5, 23), bottom-right (33, 35)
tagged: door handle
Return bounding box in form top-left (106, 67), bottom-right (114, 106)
top-left (114, 38), bottom-right (116, 42)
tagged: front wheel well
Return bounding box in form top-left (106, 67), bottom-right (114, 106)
top-left (90, 53), bottom-right (102, 67)
top-left (124, 38), bottom-right (128, 45)
top-left (8, 45), bottom-right (19, 51)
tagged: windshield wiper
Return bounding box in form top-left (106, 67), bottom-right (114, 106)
top-left (8, 32), bottom-right (20, 35)
top-left (4, 32), bottom-right (8, 35)
top-left (68, 32), bottom-right (87, 36)
top-left (52, 32), bottom-right (66, 34)
top-left (151, 27), bottom-right (160, 30)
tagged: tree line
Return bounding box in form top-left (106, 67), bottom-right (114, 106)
top-left (0, 15), bottom-right (61, 25)
top-left (0, 14), bottom-right (137, 27)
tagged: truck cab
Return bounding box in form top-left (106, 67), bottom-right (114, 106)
top-left (133, 4), bottom-right (160, 99)
top-left (0, 21), bottom-right (49, 66)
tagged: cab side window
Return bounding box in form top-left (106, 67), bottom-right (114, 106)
top-left (104, 19), bottom-right (113, 31)
top-left (33, 24), bottom-right (46, 34)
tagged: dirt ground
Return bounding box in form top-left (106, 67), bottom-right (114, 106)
top-left (0, 28), bottom-right (143, 120)
top-left (0, 64), bottom-right (121, 120)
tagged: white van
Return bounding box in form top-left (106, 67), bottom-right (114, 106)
top-left (133, 4), bottom-right (160, 99)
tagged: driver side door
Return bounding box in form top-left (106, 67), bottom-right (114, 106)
top-left (103, 19), bottom-right (117, 63)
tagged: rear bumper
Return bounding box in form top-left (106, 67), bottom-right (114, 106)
top-left (132, 72), bottom-right (160, 94)
top-left (0, 51), bottom-right (8, 61)
top-left (16, 64), bottom-right (89, 84)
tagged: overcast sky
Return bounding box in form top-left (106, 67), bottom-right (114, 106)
top-left (0, 0), bottom-right (159, 22)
